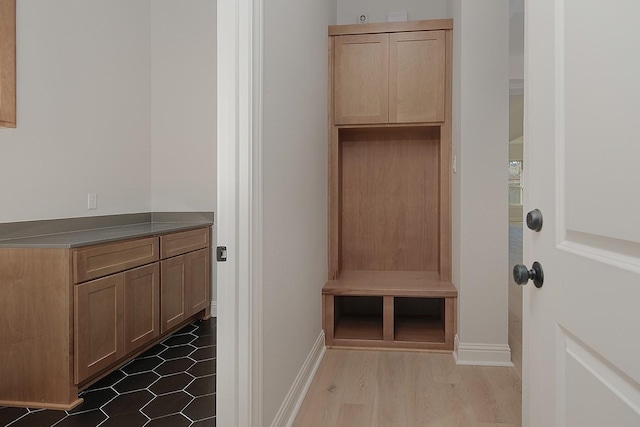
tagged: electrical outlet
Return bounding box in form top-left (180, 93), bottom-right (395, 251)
top-left (358, 13), bottom-right (368, 24)
top-left (88, 193), bottom-right (97, 210)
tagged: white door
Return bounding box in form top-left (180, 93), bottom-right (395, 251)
top-left (524, 1), bottom-right (640, 426)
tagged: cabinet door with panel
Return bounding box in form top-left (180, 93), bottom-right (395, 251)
top-left (334, 33), bottom-right (389, 125)
top-left (333, 30), bottom-right (446, 125)
top-left (160, 255), bottom-right (187, 333)
top-left (123, 263), bottom-right (160, 355)
top-left (74, 274), bottom-right (124, 384)
top-left (389, 31), bottom-right (445, 123)
top-left (186, 248), bottom-right (210, 316)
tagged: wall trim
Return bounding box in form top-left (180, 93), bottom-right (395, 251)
top-left (454, 334), bottom-right (514, 366)
top-left (270, 332), bottom-right (326, 427)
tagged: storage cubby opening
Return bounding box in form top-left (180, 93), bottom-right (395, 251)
top-left (338, 126), bottom-right (441, 274)
top-left (334, 296), bottom-right (384, 340)
top-left (394, 297), bottom-right (445, 343)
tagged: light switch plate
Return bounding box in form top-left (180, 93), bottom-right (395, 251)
top-left (88, 193), bottom-right (97, 210)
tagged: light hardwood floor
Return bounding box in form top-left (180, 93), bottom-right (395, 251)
top-left (293, 349), bottom-right (521, 427)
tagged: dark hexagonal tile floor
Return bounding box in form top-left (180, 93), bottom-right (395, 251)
top-left (0, 318), bottom-right (216, 427)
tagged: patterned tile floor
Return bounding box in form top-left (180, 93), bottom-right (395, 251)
top-left (0, 318), bottom-right (216, 427)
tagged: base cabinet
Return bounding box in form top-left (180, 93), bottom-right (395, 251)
top-left (75, 263), bottom-right (161, 384)
top-left (0, 225), bottom-right (212, 410)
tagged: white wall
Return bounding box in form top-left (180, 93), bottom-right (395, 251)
top-left (150, 1), bottom-right (217, 213)
top-left (337, 0), bottom-right (446, 24)
top-left (447, 0), bottom-right (511, 363)
top-left (0, 1), bottom-right (152, 223)
top-left (262, 0), bottom-right (336, 423)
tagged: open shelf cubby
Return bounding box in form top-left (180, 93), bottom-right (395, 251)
top-left (394, 297), bottom-right (445, 343)
top-left (334, 296), bottom-right (384, 340)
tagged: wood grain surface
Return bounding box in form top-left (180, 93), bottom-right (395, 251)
top-left (340, 127), bottom-right (440, 272)
top-left (294, 350), bottom-right (521, 427)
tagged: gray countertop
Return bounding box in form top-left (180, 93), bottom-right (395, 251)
top-left (0, 217), bottom-right (213, 249)
top-left (0, 223), bottom-right (211, 248)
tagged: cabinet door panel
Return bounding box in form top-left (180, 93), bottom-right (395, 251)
top-left (389, 31), bottom-right (445, 123)
top-left (160, 255), bottom-right (187, 333)
top-left (75, 274), bottom-right (124, 384)
top-left (187, 249), bottom-right (210, 316)
top-left (334, 34), bottom-right (389, 124)
top-left (124, 264), bottom-right (160, 354)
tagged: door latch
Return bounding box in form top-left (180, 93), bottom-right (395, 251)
top-left (216, 246), bottom-right (227, 262)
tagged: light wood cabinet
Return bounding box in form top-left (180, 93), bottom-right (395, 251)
top-left (333, 27), bottom-right (445, 125)
top-left (0, 0), bottom-right (16, 128)
top-left (325, 20), bottom-right (456, 352)
top-left (0, 225), bottom-right (211, 410)
top-left (75, 262), bottom-right (161, 383)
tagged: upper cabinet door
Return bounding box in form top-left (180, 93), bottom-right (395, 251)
top-left (334, 34), bottom-right (389, 125)
top-left (389, 31), bottom-right (445, 123)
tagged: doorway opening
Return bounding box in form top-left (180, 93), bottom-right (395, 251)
top-left (508, 0), bottom-right (524, 379)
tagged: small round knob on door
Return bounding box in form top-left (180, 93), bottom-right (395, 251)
top-left (526, 209), bottom-right (543, 232)
top-left (513, 261), bottom-right (544, 288)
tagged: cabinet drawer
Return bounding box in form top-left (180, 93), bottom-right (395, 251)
top-left (160, 227), bottom-right (210, 259)
top-left (73, 237), bottom-right (159, 283)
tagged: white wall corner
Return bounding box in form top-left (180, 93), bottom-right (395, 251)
top-left (454, 334), bottom-right (514, 367)
top-left (270, 331), bottom-right (326, 427)
top-left (210, 301), bottom-right (218, 317)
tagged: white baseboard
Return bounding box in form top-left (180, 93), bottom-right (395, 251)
top-left (454, 334), bottom-right (514, 366)
top-left (270, 331), bottom-right (326, 427)
top-left (210, 301), bottom-right (217, 317)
